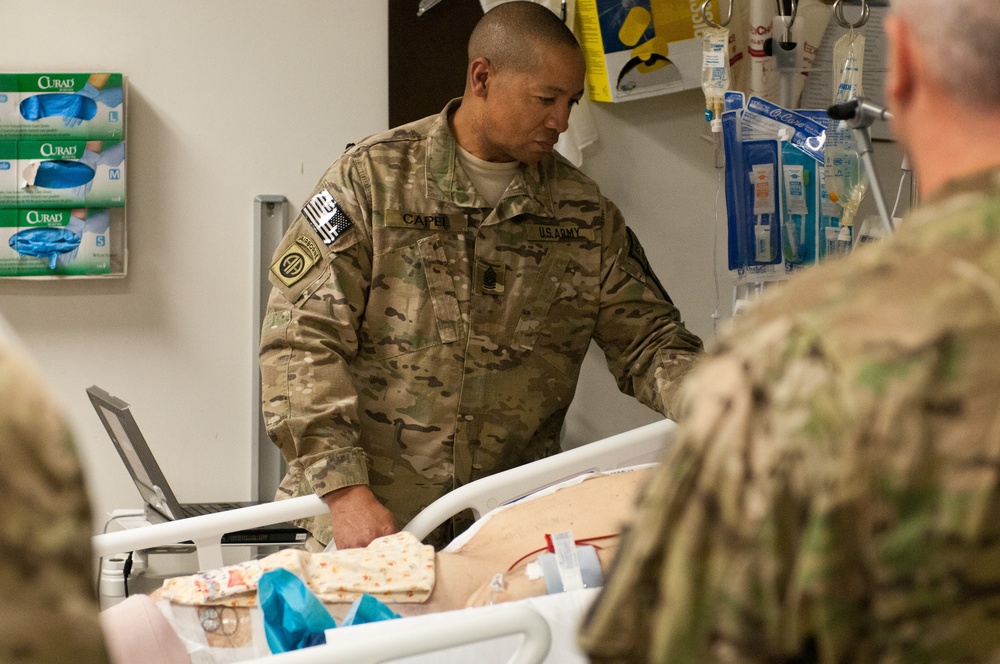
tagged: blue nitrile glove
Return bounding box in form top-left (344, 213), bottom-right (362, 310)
top-left (64, 82), bottom-right (101, 128)
top-left (60, 83), bottom-right (122, 127)
top-left (33, 160), bottom-right (95, 189)
top-left (60, 210), bottom-right (110, 264)
top-left (258, 568), bottom-right (337, 654)
top-left (96, 141), bottom-right (125, 167)
top-left (71, 149), bottom-right (102, 198)
top-left (72, 143), bottom-right (125, 198)
top-left (83, 209), bottom-right (111, 234)
top-left (78, 149), bottom-right (101, 170)
top-left (19, 92), bottom-right (98, 125)
top-left (9, 227), bottom-right (81, 270)
top-left (67, 84), bottom-right (123, 129)
top-left (95, 85), bottom-right (123, 108)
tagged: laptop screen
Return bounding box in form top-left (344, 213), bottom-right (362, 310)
top-left (87, 385), bottom-right (308, 543)
top-left (97, 402), bottom-right (158, 496)
top-left (86, 385), bottom-right (182, 520)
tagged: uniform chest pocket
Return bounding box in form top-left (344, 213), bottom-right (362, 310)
top-left (510, 250), bottom-right (596, 376)
top-left (366, 235), bottom-right (463, 360)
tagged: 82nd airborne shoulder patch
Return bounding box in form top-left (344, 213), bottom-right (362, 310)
top-left (271, 234), bottom-right (322, 287)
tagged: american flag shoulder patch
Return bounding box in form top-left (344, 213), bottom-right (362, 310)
top-left (301, 189), bottom-right (354, 246)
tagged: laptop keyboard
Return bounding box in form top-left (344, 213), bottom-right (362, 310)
top-left (180, 502), bottom-right (249, 517)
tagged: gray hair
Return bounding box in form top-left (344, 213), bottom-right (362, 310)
top-left (891, 0), bottom-right (1000, 107)
top-left (468, 1), bottom-right (580, 74)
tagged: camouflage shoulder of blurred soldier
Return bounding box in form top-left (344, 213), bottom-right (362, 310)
top-left (580, 168), bottom-right (1000, 664)
top-left (0, 329), bottom-right (110, 663)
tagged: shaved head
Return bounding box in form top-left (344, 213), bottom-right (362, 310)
top-left (891, 0), bottom-right (1000, 107)
top-left (453, 1), bottom-right (585, 164)
top-left (468, 1), bottom-right (581, 74)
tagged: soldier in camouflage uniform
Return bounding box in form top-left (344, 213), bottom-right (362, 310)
top-left (580, 0), bottom-right (1000, 661)
top-left (0, 315), bottom-right (110, 663)
top-left (259, 2), bottom-right (703, 550)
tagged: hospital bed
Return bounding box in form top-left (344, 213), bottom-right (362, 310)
top-left (92, 418), bottom-right (677, 664)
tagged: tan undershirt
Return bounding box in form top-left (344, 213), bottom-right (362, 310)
top-left (457, 145), bottom-right (519, 209)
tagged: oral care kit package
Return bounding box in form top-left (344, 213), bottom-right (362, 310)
top-left (0, 73), bottom-right (126, 277)
top-left (723, 92), bottom-right (846, 284)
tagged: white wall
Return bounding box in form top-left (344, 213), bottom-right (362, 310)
top-left (0, 2), bottom-right (905, 530)
top-left (0, 1), bottom-right (389, 529)
top-left (564, 90), bottom-right (731, 444)
top-left (564, 92), bottom-right (905, 446)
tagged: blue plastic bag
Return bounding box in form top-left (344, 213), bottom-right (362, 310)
top-left (258, 569), bottom-right (337, 653)
top-left (342, 594), bottom-right (401, 627)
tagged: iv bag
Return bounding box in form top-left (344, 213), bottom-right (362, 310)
top-left (824, 31), bottom-right (867, 228)
top-left (832, 31), bottom-right (865, 102)
top-left (701, 26), bottom-right (731, 117)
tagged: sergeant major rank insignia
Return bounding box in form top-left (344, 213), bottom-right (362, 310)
top-left (475, 259), bottom-right (505, 295)
top-left (271, 235), bottom-right (322, 287)
top-left (302, 189), bottom-right (353, 246)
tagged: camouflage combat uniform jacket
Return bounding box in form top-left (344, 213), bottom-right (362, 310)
top-left (0, 318), bottom-right (110, 663)
top-left (259, 100), bottom-right (702, 543)
top-left (580, 168), bottom-right (1000, 663)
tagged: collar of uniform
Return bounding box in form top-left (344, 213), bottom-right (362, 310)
top-left (424, 98), bottom-right (557, 219)
top-left (923, 166), bottom-right (1000, 206)
top-left (496, 158), bottom-right (557, 220)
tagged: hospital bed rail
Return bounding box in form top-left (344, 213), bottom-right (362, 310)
top-left (92, 418), bottom-right (676, 569)
top-left (93, 495), bottom-right (326, 569)
top-left (238, 601), bottom-right (553, 664)
top-left (402, 418), bottom-right (676, 540)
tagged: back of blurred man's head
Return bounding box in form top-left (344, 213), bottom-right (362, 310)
top-left (890, 0), bottom-right (1000, 109)
top-left (886, 0), bottom-right (1000, 196)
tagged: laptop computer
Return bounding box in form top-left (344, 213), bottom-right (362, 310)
top-left (86, 385), bottom-right (307, 545)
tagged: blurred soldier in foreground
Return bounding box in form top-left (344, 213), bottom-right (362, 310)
top-left (581, 0), bottom-right (1000, 661)
top-left (0, 314), bottom-right (109, 663)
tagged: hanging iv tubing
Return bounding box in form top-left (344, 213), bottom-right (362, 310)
top-left (701, 0), bottom-right (732, 29)
top-left (833, 0), bottom-right (870, 30)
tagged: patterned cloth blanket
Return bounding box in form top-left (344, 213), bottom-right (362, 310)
top-left (161, 532), bottom-right (434, 606)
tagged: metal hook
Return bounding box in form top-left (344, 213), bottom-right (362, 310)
top-left (773, 0), bottom-right (798, 43)
top-left (774, 0), bottom-right (798, 30)
top-left (701, 0), bottom-right (732, 29)
top-left (833, 0), bottom-right (870, 30)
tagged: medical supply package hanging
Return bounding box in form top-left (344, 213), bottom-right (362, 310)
top-left (0, 73), bottom-right (126, 278)
top-left (723, 90), bottom-right (855, 284)
top-left (576, 0), bottom-right (723, 102)
top-left (574, 0), bottom-right (839, 105)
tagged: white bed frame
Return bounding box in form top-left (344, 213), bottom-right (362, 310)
top-left (239, 601), bottom-right (555, 664)
top-left (92, 418), bottom-right (676, 664)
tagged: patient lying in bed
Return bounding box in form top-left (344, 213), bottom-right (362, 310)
top-left (102, 467), bottom-right (650, 659)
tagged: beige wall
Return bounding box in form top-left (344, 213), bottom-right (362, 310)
top-left (0, 2), bottom-right (905, 530)
top-left (0, 2), bottom-right (389, 527)
top-left (564, 92), bottom-right (905, 445)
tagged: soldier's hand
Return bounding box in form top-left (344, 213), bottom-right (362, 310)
top-left (322, 484), bottom-right (397, 550)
